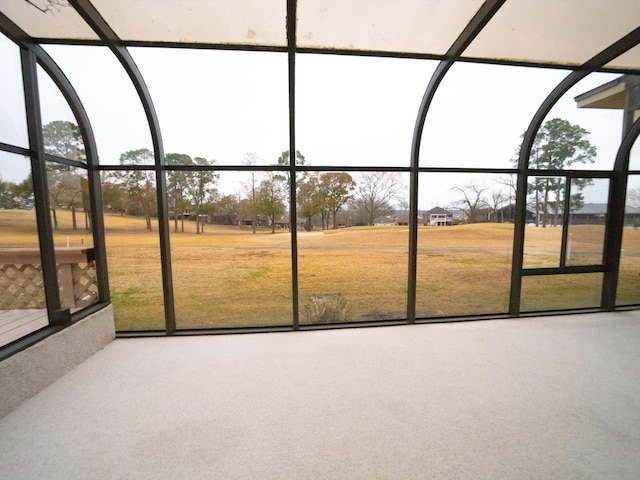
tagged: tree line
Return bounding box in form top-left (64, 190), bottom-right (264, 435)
top-left (2, 118), bottom-right (612, 230)
top-left (3, 121), bottom-right (403, 233)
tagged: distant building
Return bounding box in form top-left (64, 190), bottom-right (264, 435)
top-left (493, 204), bottom-right (536, 223)
top-left (236, 213), bottom-right (268, 227)
top-left (396, 213), bottom-right (410, 226)
top-left (569, 203), bottom-right (608, 225)
top-left (570, 203), bottom-right (640, 226)
top-left (274, 215), bottom-right (306, 230)
top-left (373, 215), bottom-right (396, 226)
top-left (425, 207), bottom-right (453, 226)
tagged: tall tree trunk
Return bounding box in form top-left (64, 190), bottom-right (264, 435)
top-left (553, 185), bottom-right (562, 227)
top-left (144, 199), bottom-right (152, 231)
top-left (51, 206), bottom-right (58, 230)
top-left (71, 205), bottom-right (77, 230)
top-left (534, 187), bottom-right (540, 227)
top-left (542, 183), bottom-right (549, 228)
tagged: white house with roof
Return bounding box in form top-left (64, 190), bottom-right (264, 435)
top-left (425, 207), bottom-right (453, 226)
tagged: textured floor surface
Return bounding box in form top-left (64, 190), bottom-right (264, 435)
top-left (1, 311), bottom-right (640, 479)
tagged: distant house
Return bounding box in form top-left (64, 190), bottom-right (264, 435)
top-left (493, 204), bottom-right (536, 223)
top-left (373, 215), bottom-right (396, 226)
top-left (425, 207), bottom-right (453, 226)
top-left (448, 208), bottom-right (466, 224)
top-left (236, 213), bottom-right (268, 227)
top-left (570, 203), bottom-right (608, 225)
top-left (626, 205), bottom-right (640, 226)
top-left (274, 215), bottom-right (306, 230)
top-left (396, 213), bottom-right (410, 226)
top-left (569, 203), bottom-right (640, 226)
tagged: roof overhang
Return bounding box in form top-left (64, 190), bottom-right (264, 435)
top-left (575, 76), bottom-right (629, 109)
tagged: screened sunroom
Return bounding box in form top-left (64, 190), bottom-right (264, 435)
top-left (1, 1), bottom-right (640, 477)
top-left (2, 0), bottom-right (640, 345)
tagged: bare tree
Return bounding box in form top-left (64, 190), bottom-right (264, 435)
top-left (488, 188), bottom-right (508, 223)
top-left (353, 172), bottom-right (404, 226)
top-left (452, 184), bottom-right (488, 224)
top-left (627, 186), bottom-right (640, 208)
top-left (496, 175), bottom-right (517, 205)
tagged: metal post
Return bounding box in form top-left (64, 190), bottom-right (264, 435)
top-left (559, 178), bottom-right (571, 267)
top-left (287, 0), bottom-right (300, 329)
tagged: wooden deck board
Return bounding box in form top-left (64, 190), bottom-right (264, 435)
top-left (0, 309), bottom-right (48, 348)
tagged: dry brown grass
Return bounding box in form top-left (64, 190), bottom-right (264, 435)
top-left (2, 210), bottom-right (639, 329)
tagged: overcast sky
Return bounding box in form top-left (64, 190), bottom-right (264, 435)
top-left (1, 32), bottom-right (638, 208)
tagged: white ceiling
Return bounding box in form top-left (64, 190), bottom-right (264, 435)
top-left (1, 0), bottom-right (639, 70)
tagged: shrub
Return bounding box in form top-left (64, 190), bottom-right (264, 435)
top-left (302, 293), bottom-right (351, 324)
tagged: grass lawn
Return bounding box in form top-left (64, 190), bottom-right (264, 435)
top-left (2, 209), bottom-right (639, 330)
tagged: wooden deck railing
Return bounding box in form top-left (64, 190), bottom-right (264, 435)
top-left (0, 248), bottom-right (97, 311)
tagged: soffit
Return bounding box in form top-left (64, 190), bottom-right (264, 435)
top-left (0, 0), bottom-right (98, 40)
top-left (465, 0), bottom-right (640, 68)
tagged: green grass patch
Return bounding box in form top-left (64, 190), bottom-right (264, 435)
top-left (452, 257), bottom-right (481, 265)
top-left (246, 267), bottom-right (270, 280)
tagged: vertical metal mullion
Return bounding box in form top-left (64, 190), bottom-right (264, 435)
top-left (155, 151), bottom-right (174, 333)
top-left (20, 47), bottom-right (65, 325)
top-left (559, 177), bottom-right (571, 267)
top-left (509, 170), bottom-right (528, 316)
top-left (287, 0), bottom-right (299, 330)
top-left (85, 147), bottom-right (110, 303)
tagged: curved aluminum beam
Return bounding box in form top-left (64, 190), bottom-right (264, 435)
top-left (69, 0), bottom-right (176, 332)
top-left (0, 12), bottom-right (110, 314)
top-left (407, 0), bottom-right (506, 322)
top-left (509, 26), bottom-right (640, 316)
top-left (36, 50), bottom-right (110, 305)
top-left (602, 116), bottom-right (640, 307)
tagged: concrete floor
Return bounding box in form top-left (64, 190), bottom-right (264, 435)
top-left (1, 311), bottom-right (639, 479)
